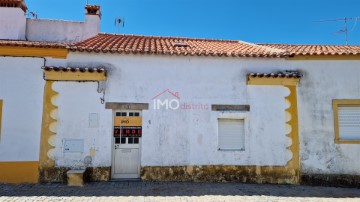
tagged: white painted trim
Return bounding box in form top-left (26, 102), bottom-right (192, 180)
top-left (216, 111), bottom-right (250, 152)
top-left (111, 109), bottom-right (142, 179)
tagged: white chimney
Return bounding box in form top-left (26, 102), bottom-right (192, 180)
top-left (0, 0), bottom-right (27, 40)
top-left (84, 5), bottom-right (101, 40)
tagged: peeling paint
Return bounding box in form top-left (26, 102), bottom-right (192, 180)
top-left (39, 167), bottom-right (110, 183)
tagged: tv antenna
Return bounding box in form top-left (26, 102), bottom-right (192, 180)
top-left (115, 17), bottom-right (125, 33)
top-left (27, 11), bottom-right (38, 19)
top-left (314, 17), bottom-right (360, 45)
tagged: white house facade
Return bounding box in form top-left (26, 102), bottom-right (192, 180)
top-left (0, 0), bottom-right (359, 187)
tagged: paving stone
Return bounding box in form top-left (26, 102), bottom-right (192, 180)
top-left (0, 182), bottom-right (359, 201)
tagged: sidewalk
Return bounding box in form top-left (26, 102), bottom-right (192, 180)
top-left (0, 181), bottom-right (359, 201)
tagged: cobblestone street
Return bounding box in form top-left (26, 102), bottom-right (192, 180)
top-left (0, 182), bottom-right (359, 201)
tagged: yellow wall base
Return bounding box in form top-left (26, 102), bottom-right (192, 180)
top-left (0, 161), bottom-right (39, 183)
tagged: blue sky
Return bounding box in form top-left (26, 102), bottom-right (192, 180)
top-left (26, 0), bottom-right (360, 45)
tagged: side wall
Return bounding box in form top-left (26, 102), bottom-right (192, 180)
top-left (0, 57), bottom-right (45, 183)
top-left (295, 60), bottom-right (360, 176)
top-left (26, 16), bottom-right (99, 42)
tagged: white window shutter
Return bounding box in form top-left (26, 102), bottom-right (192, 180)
top-left (218, 119), bottom-right (245, 150)
top-left (338, 106), bottom-right (360, 140)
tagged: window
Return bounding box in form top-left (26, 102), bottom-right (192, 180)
top-left (218, 118), bottom-right (245, 150)
top-left (333, 100), bottom-right (360, 144)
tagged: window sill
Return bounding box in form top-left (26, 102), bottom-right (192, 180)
top-left (218, 148), bottom-right (245, 151)
top-left (335, 139), bottom-right (360, 144)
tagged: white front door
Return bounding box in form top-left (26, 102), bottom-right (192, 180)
top-left (112, 111), bottom-right (142, 179)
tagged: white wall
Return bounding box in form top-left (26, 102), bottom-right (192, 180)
top-left (84, 15), bottom-right (100, 40)
top-left (49, 53), bottom-right (360, 175)
top-left (141, 86), bottom-right (289, 166)
top-left (2, 50), bottom-right (356, 175)
top-left (26, 15), bottom-right (100, 42)
top-left (49, 53), bottom-right (291, 168)
top-left (0, 7), bottom-right (26, 40)
top-left (52, 82), bottom-right (112, 167)
top-left (295, 60), bottom-right (360, 175)
top-left (0, 57), bottom-right (44, 161)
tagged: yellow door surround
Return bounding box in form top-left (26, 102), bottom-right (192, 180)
top-left (247, 71), bottom-right (302, 184)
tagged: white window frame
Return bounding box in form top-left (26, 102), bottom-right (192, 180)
top-left (217, 112), bottom-right (248, 151)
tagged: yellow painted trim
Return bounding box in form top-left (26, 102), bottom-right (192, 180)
top-left (247, 77), bottom-right (300, 86)
top-left (247, 78), bottom-right (300, 184)
top-left (39, 81), bottom-right (58, 170)
top-left (0, 99), bottom-right (2, 142)
top-left (0, 46), bottom-right (68, 58)
top-left (287, 55), bottom-right (360, 60)
top-left (0, 161), bottom-right (39, 183)
top-left (333, 99), bottom-right (360, 144)
top-left (44, 71), bottom-right (107, 81)
top-left (284, 85), bottom-right (300, 180)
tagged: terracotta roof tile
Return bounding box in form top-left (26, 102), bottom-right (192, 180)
top-left (69, 33), bottom-right (289, 58)
top-left (248, 71), bottom-right (302, 78)
top-left (259, 44), bottom-right (360, 56)
top-left (0, 0), bottom-right (27, 12)
top-left (42, 66), bottom-right (106, 73)
top-left (0, 40), bottom-right (67, 48)
top-left (3, 33), bottom-right (360, 59)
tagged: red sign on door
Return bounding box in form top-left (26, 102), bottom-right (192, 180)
top-left (114, 126), bottom-right (142, 137)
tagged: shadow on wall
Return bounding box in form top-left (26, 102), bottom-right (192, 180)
top-left (0, 182), bottom-right (359, 198)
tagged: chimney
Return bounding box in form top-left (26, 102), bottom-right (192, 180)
top-left (0, 0), bottom-right (27, 40)
top-left (84, 5), bottom-right (101, 39)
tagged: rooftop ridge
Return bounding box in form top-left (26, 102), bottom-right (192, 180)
top-left (240, 41), bottom-right (289, 54)
top-left (98, 33), bottom-right (242, 43)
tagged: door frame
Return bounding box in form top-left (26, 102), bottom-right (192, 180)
top-left (111, 110), bottom-right (142, 179)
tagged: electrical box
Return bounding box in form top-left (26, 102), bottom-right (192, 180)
top-left (63, 139), bottom-right (84, 153)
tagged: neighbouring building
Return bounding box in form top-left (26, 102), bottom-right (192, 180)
top-left (0, 0), bottom-right (360, 187)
